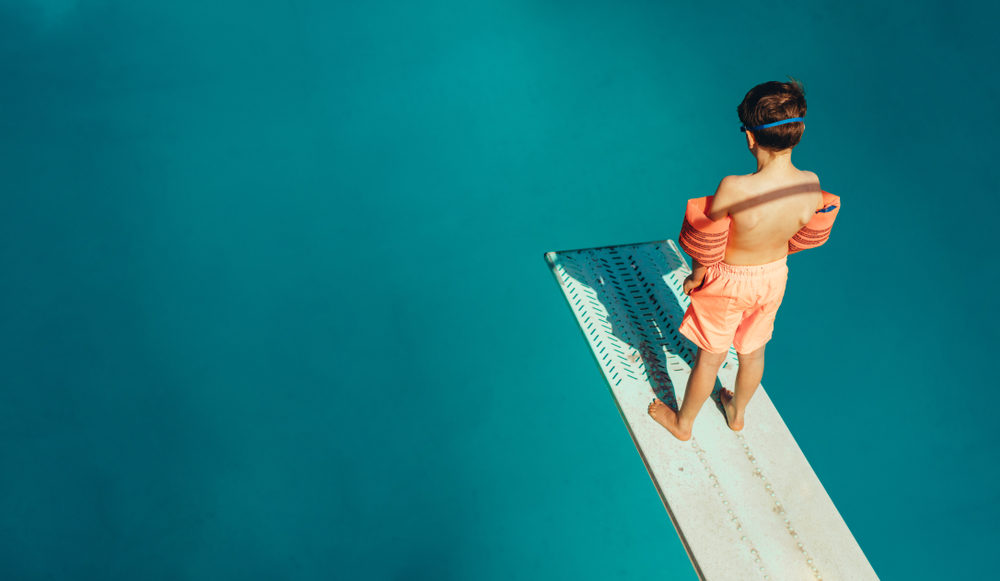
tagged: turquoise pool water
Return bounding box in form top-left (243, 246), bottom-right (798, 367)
top-left (1, 1), bottom-right (997, 579)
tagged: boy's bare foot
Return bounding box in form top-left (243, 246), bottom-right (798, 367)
top-left (648, 399), bottom-right (692, 441)
top-left (719, 388), bottom-right (744, 431)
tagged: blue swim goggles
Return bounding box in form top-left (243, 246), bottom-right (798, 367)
top-left (740, 117), bottom-right (805, 132)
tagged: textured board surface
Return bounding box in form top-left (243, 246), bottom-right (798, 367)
top-left (544, 240), bottom-right (877, 581)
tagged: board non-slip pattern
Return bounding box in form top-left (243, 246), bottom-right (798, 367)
top-left (544, 240), bottom-right (877, 581)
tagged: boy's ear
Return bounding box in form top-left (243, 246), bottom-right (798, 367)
top-left (745, 131), bottom-right (756, 149)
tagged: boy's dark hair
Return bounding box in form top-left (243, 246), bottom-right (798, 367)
top-left (737, 79), bottom-right (807, 151)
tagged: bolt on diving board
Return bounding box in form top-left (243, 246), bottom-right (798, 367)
top-left (543, 239), bottom-right (877, 581)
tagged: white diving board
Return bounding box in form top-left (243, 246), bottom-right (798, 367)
top-left (544, 240), bottom-right (877, 581)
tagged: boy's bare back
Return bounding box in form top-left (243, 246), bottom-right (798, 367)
top-left (708, 166), bottom-right (823, 266)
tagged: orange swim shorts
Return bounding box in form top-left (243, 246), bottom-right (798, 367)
top-left (678, 257), bottom-right (788, 354)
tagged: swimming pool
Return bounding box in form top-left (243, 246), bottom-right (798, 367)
top-left (1, 0), bottom-right (997, 578)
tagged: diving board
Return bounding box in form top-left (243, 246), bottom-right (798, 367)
top-left (544, 240), bottom-right (877, 581)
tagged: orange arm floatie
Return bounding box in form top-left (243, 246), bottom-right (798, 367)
top-left (679, 196), bottom-right (730, 267)
top-left (788, 191), bottom-right (841, 253)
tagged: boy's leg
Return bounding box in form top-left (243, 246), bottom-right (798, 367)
top-left (680, 348), bottom-right (728, 426)
top-left (721, 345), bottom-right (765, 430)
top-left (649, 347), bottom-right (726, 440)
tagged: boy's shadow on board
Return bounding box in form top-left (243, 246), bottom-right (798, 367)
top-left (553, 185), bottom-right (818, 423)
top-left (556, 243), bottom-right (713, 418)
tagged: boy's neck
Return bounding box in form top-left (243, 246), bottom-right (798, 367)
top-left (752, 147), bottom-right (795, 174)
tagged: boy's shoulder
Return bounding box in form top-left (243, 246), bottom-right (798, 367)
top-left (716, 169), bottom-right (821, 202)
top-left (711, 174), bottom-right (754, 206)
top-left (721, 169), bottom-right (820, 188)
top-left (709, 170), bottom-right (822, 219)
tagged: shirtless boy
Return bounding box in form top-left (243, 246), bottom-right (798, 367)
top-left (648, 80), bottom-right (836, 441)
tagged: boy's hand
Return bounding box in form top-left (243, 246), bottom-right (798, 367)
top-left (683, 273), bottom-right (705, 295)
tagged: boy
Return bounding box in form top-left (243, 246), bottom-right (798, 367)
top-left (648, 79), bottom-right (839, 441)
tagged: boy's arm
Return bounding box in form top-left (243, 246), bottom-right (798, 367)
top-left (706, 176), bottom-right (737, 221)
top-left (788, 192), bottom-right (841, 253)
top-left (684, 258), bottom-right (708, 295)
top-left (683, 177), bottom-right (735, 294)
